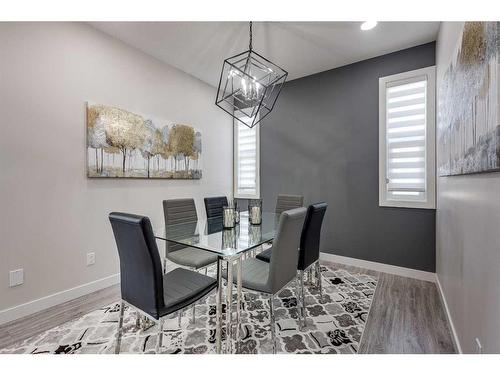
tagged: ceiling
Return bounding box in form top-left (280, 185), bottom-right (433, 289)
top-left (90, 22), bottom-right (440, 87)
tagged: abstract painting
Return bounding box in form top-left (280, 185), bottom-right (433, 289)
top-left (86, 103), bottom-right (201, 179)
top-left (438, 22), bottom-right (500, 176)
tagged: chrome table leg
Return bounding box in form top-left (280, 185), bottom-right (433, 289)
top-left (225, 257), bottom-right (234, 354)
top-left (216, 257), bottom-right (223, 354)
top-left (236, 254), bottom-right (242, 353)
top-left (115, 301), bottom-right (125, 354)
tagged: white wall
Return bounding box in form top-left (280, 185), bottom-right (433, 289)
top-left (0, 22), bottom-right (232, 318)
top-left (436, 22), bottom-right (500, 353)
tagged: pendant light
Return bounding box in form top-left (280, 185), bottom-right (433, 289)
top-left (216, 22), bottom-right (288, 128)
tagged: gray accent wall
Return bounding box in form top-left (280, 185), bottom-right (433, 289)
top-left (261, 42), bottom-right (436, 272)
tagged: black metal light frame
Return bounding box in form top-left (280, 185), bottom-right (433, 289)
top-left (215, 22), bottom-right (288, 128)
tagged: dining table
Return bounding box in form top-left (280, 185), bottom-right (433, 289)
top-left (154, 211), bottom-right (279, 354)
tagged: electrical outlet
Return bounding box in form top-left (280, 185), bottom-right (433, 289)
top-left (475, 337), bottom-right (483, 354)
top-left (86, 252), bottom-right (95, 266)
top-left (9, 269), bottom-right (24, 287)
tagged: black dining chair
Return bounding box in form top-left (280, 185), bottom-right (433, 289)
top-left (109, 212), bottom-right (217, 354)
top-left (256, 202), bottom-right (328, 327)
top-left (204, 196), bottom-right (229, 219)
top-left (223, 207), bottom-right (307, 353)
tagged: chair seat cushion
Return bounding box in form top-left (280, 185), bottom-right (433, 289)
top-left (256, 247), bottom-right (272, 263)
top-left (161, 267), bottom-right (217, 316)
top-left (167, 246), bottom-right (218, 269)
top-left (222, 258), bottom-right (271, 294)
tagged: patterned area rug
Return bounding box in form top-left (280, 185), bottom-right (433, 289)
top-left (0, 264), bottom-right (377, 354)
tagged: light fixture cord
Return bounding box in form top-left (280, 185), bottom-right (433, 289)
top-left (249, 21), bottom-right (253, 51)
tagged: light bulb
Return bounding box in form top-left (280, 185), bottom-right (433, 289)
top-left (360, 21), bottom-right (377, 31)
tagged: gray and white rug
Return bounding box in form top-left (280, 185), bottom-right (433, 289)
top-left (0, 265), bottom-right (377, 354)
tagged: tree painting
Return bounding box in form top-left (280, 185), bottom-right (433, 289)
top-left (86, 103), bottom-right (202, 179)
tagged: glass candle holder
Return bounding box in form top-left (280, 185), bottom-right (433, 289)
top-left (248, 199), bottom-right (262, 225)
top-left (223, 206), bottom-right (236, 229)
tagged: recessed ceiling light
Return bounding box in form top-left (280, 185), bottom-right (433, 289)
top-left (361, 21), bottom-right (378, 31)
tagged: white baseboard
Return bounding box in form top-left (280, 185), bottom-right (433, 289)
top-left (0, 274), bottom-right (120, 325)
top-left (435, 275), bottom-right (462, 353)
top-left (320, 252), bottom-right (436, 282)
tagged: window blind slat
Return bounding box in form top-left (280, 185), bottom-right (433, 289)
top-left (387, 97), bottom-right (425, 109)
top-left (387, 108), bottom-right (426, 119)
top-left (387, 86), bottom-right (425, 100)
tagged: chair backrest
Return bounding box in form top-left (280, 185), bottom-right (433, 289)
top-left (204, 196), bottom-right (228, 219)
top-left (298, 202), bottom-right (328, 271)
top-left (163, 198), bottom-right (198, 253)
top-left (275, 194), bottom-right (304, 215)
top-left (267, 207), bottom-right (307, 294)
top-left (109, 212), bottom-right (165, 320)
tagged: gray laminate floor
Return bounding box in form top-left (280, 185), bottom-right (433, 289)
top-left (0, 262), bottom-right (456, 353)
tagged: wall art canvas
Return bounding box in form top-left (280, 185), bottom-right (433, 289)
top-left (438, 22), bottom-right (500, 176)
top-left (86, 103), bottom-right (201, 179)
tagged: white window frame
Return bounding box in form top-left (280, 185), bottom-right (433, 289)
top-left (379, 66), bottom-right (436, 209)
top-left (233, 119), bottom-right (260, 199)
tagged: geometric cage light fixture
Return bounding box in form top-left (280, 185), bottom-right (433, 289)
top-left (216, 22), bottom-right (288, 128)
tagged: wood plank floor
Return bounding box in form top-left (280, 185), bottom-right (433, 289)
top-left (0, 262), bottom-right (456, 353)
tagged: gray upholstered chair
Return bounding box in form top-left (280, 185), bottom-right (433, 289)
top-left (162, 199), bottom-right (218, 273)
top-left (258, 193), bottom-right (304, 258)
top-left (257, 203), bottom-right (328, 328)
top-left (109, 212), bottom-right (217, 354)
top-left (163, 199), bottom-right (218, 323)
top-left (275, 194), bottom-right (304, 215)
top-left (224, 207), bottom-right (307, 353)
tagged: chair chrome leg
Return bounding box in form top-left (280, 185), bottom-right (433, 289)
top-left (216, 258), bottom-right (223, 354)
top-left (191, 304), bottom-right (196, 324)
top-left (226, 258), bottom-right (233, 354)
top-left (205, 267), bottom-right (208, 275)
top-left (316, 261), bottom-right (324, 303)
top-left (307, 268), bottom-right (313, 285)
top-left (115, 301), bottom-right (125, 354)
top-left (155, 318), bottom-right (164, 354)
top-left (300, 270), bottom-right (306, 328)
top-left (295, 274), bottom-right (304, 329)
top-left (178, 310), bottom-right (182, 329)
top-left (269, 295), bottom-right (276, 354)
top-left (135, 311), bottom-right (141, 329)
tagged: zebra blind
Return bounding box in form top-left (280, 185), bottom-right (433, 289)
top-left (386, 77), bottom-right (427, 200)
top-left (234, 117), bottom-right (260, 198)
top-left (379, 67), bottom-right (436, 209)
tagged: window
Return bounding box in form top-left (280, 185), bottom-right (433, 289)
top-left (233, 116), bottom-right (260, 199)
top-left (379, 66), bottom-right (436, 209)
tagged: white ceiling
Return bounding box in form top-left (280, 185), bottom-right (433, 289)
top-left (90, 22), bottom-right (440, 87)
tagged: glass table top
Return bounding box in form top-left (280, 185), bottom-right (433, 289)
top-left (154, 211), bottom-right (279, 257)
